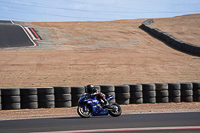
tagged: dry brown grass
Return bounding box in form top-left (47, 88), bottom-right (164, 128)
top-left (0, 14), bottom-right (199, 88)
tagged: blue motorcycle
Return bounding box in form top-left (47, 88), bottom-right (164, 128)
top-left (77, 93), bottom-right (122, 118)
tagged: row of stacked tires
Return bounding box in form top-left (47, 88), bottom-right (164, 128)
top-left (140, 19), bottom-right (200, 57)
top-left (0, 82), bottom-right (199, 110)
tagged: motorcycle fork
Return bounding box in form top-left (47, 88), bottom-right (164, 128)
top-left (83, 104), bottom-right (90, 112)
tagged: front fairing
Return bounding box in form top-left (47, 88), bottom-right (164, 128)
top-left (86, 96), bottom-right (99, 106)
top-left (78, 93), bottom-right (89, 103)
top-left (78, 93), bottom-right (98, 106)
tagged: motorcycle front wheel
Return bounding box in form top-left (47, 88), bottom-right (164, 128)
top-left (108, 103), bottom-right (122, 117)
top-left (77, 105), bottom-right (91, 118)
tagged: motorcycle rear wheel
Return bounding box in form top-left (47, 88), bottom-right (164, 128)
top-left (77, 105), bottom-right (91, 118)
top-left (108, 103), bottom-right (122, 117)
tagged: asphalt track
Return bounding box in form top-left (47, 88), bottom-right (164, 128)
top-left (0, 20), bottom-right (14, 24)
top-left (0, 112), bottom-right (199, 133)
top-left (0, 24), bottom-right (36, 48)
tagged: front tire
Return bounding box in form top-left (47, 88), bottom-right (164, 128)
top-left (77, 105), bottom-right (91, 118)
top-left (108, 103), bottom-right (122, 117)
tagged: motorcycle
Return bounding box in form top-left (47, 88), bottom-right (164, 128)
top-left (77, 93), bottom-right (122, 118)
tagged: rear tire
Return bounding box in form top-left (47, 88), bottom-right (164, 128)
top-left (77, 105), bottom-right (91, 118)
top-left (108, 103), bottom-right (122, 117)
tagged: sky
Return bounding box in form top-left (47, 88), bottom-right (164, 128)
top-left (0, 0), bottom-right (200, 22)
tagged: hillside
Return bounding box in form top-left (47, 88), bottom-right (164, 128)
top-left (0, 14), bottom-right (199, 88)
top-left (152, 14), bottom-right (200, 46)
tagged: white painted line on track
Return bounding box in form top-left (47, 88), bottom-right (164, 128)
top-left (34, 126), bottom-right (200, 133)
top-left (129, 110), bottom-right (200, 115)
top-left (11, 20), bottom-right (15, 24)
top-left (17, 24), bottom-right (38, 46)
top-left (25, 27), bottom-right (37, 40)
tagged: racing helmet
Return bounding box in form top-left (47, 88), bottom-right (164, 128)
top-left (86, 84), bottom-right (95, 94)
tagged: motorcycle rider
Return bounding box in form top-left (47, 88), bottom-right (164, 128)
top-left (86, 84), bottom-right (110, 108)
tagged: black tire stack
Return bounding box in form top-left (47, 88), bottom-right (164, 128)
top-left (54, 86), bottom-right (71, 108)
top-left (155, 83), bottom-right (169, 103)
top-left (37, 87), bottom-right (55, 108)
top-left (142, 83), bottom-right (156, 103)
top-left (71, 86), bottom-right (85, 106)
top-left (168, 83), bottom-right (181, 103)
top-left (20, 88), bottom-right (38, 109)
top-left (0, 89), bottom-right (1, 110)
top-left (193, 82), bottom-right (200, 102)
top-left (94, 85), bottom-right (101, 92)
top-left (129, 84), bottom-right (143, 104)
top-left (115, 85), bottom-right (130, 105)
top-left (1, 88), bottom-right (21, 110)
top-left (180, 82), bottom-right (193, 102)
top-left (99, 85), bottom-right (115, 103)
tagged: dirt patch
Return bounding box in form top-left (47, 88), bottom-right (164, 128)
top-left (0, 14), bottom-right (200, 88)
top-left (0, 102), bottom-right (199, 120)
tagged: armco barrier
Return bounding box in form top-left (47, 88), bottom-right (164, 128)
top-left (140, 19), bottom-right (200, 57)
top-left (0, 82), bottom-right (199, 110)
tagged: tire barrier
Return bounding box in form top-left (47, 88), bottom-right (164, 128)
top-left (20, 88), bottom-right (38, 109)
top-left (1, 88), bottom-right (20, 110)
top-left (155, 83), bottom-right (169, 103)
top-left (37, 87), bottom-right (55, 108)
top-left (94, 85), bottom-right (101, 92)
top-left (115, 85), bottom-right (130, 105)
top-left (180, 82), bottom-right (193, 102)
top-left (168, 83), bottom-right (181, 103)
top-left (142, 83), bottom-right (156, 103)
top-left (129, 84), bottom-right (143, 104)
top-left (54, 86), bottom-right (71, 108)
top-left (99, 85), bottom-right (115, 103)
top-left (100, 85), bottom-right (115, 93)
top-left (0, 89), bottom-right (1, 110)
top-left (140, 19), bottom-right (200, 57)
top-left (192, 82), bottom-right (200, 102)
top-left (100, 85), bottom-right (115, 102)
top-left (71, 86), bottom-right (85, 107)
top-left (0, 81), bottom-right (199, 110)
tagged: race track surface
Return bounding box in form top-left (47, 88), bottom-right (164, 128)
top-left (0, 112), bottom-right (199, 133)
top-left (0, 24), bottom-right (36, 48)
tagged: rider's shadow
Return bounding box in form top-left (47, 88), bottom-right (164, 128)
top-left (56, 115), bottom-right (112, 120)
top-left (56, 116), bottom-right (81, 120)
